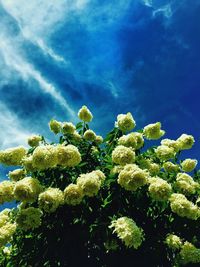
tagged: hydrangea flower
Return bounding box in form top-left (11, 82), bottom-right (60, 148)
top-left (78, 105), bottom-right (93, 122)
top-left (38, 188), bottom-right (64, 213)
top-left (8, 169), bottom-right (26, 182)
top-left (116, 112), bottom-right (136, 132)
top-left (118, 164), bottom-right (149, 191)
top-left (27, 135), bottom-right (42, 147)
top-left (165, 234), bottom-right (183, 250)
top-left (76, 171), bottom-right (102, 197)
top-left (175, 173), bottom-right (199, 195)
top-left (32, 145), bottom-right (58, 170)
top-left (155, 145), bottom-right (175, 161)
top-left (0, 146), bottom-right (26, 166)
top-left (56, 144), bottom-right (81, 167)
top-left (112, 145), bottom-right (135, 165)
top-left (169, 193), bottom-right (200, 220)
top-left (49, 119), bottom-right (62, 134)
top-left (177, 134), bottom-right (195, 150)
top-left (83, 130), bottom-right (96, 141)
top-left (64, 184), bottom-right (84, 206)
top-left (14, 177), bottom-right (43, 203)
top-left (181, 159), bottom-right (198, 172)
top-left (143, 122), bottom-right (165, 140)
top-left (16, 207), bottom-right (43, 231)
top-left (0, 181), bottom-right (15, 204)
top-left (62, 122), bottom-right (76, 134)
top-left (180, 241), bottom-right (200, 265)
top-left (148, 177), bottom-right (172, 201)
top-left (109, 217), bottom-right (144, 249)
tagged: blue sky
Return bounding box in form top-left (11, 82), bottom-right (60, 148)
top-left (0, 0), bottom-right (200, 165)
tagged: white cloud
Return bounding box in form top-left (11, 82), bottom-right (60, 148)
top-left (0, 34), bottom-right (75, 118)
top-left (0, 102), bottom-right (30, 149)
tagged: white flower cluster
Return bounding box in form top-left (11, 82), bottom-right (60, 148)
top-left (116, 112), bottom-right (136, 132)
top-left (169, 193), bottom-right (200, 220)
top-left (148, 177), bottom-right (172, 201)
top-left (112, 145), bottom-right (135, 166)
top-left (109, 217), bottom-right (144, 249)
top-left (118, 164), bottom-right (149, 191)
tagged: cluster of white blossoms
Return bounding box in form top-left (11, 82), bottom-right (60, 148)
top-left (143, 122), bottom-right (165, 140)
top-left (181, 158), bottom-right (198, 172)
top-left (112, 145), bottom-right (135, 166)
top-left (27, 135), bottom-right (42, 147)
top-left (109, 217), bottom-right (144, 249)
top-left (179, 241), bottom-right (200, 265)
top-left (0, 209), bottom-right (16, 248)
top-left (155, 145), bottom-right (175, 161)
top-left (16, 207), bottom-right (43, 231)
top-left (163, 162), bottom-right (180, 173)
top-left (76, 170), bottom-right (105, 197)
top-left (116, 112), bottom-right (136, 132)
top-left (0, 147), bottom-right (26, 166)
top-left (148, 177), bottom-right (172, 201)
top-left (8, 169), bottom-right (25, 182)
top-left (175, 173), bottom-right (199, 195)
top-left (138, 159), bottom-right (160, 176)
top-left (0, 181), bottom-right (15, 204)
top-left (118, 132), bottom-right (144, 150)
top-left (169, 193), bottom-right (200, 220)
top-left (78, 105), bottom-right (93, 122)
top-left (118, 164), bottom-right (149, 191)
top-left (14, 177), bottom-right (43, 203)
top-left (38, 188), bottom-right (64, 213)
top-left (165, 234), bottom-right (183, 250)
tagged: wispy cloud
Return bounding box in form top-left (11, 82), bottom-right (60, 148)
top-left (0, 34), bottom-right (75, 118)
top-left (0, 101), bottom-right (30, 149)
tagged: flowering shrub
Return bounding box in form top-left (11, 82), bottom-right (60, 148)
top-left (0, 106), bottom-right (200, 266)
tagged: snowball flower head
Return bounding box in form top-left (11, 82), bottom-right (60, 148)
top-left (143, 122), bottom-right (165, 140)
top-left (112, 145), bottom-right (135, 165)
top-left (118, 132), bottom-right (144, 149)
top-left (165, 234), bottom-right (183, 250)
top-left (0, 146), bottom-right (26, 166)
top-left (83, 130), bottom-right (96, 141)
top-left (78, 105), bottom-right (93, 122)
top-left (32, 145), bottom-right (58, 170)
top-left (155, 145), bottom-right (175, 161)
top-left (109, 217), bottom-right (144, 249)
top-left (95, 135), bottom-right (103, 145)
top-left (180, 241), bottom-right (200, 265)
top-left (14, 177), bottom-right (43, 203)
top-left (175, 173), bottom-right (199, 195)
top-left (62, 122), bottom-right (76, 134)
top-left (148, 177), bottom-right (172, 201)
top-left (0, 223), bottom-right (16, 248)
top-left (38, 188), bottom-right (64, 213)
top-left (118, 164), bottom-right (149, 191)
top-left (8, 169), bottom-right (25, 181)
top-left (49, 119), bottom-right (62, 134)
top-left (161, 139), bottom-right (180, 153)
top-left (169, 193), bottom-right (200, 220)
top-left (28, 135), bottom-right (42, 147)
top-left (22, 155), bottom-right (36, 172)
top-left (116, 112), bottom-right (136, 132)
top-left (177, 134), bottom-right (195, 150)
top-left (181, 159), bottom-right (198, 172)
top-left (16, 207), bottom-right (43, 231)
top-left (64, 184), bottom-right (84, 206)
top-left (0, 209), bottom-right (11, 228)
top-left (76, 172), bottom-right (102, 197)
top-left (0, 181), bottom-right (15, 204)
top-left (56, 144), bottom-right (81, 167)
top-left (163, 162), bottom-right (180, 173)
